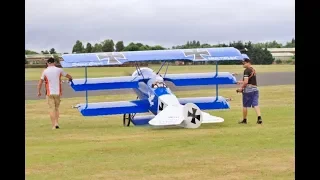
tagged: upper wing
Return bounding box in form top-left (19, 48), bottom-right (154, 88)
top-left (164, 72), bottom-right (237, 86)
top-left (76, 99), bottom-right (150, 116)
top-left (61, 47), bottom-right (243, 67)
top-left (178, 96), bottom-right (230, 110)
top-left (70, 76), bottom-right (143, 91)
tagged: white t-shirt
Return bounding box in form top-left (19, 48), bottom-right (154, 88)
top-left (41, 66), bottom-right (67, 95)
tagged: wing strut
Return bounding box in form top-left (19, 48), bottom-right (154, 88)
top-left (156, 61), bottom-right (166, 74)
top-left (134, 62), bottom-right (145, 79)
top-left (215, 61), bottom-right (219, 101)
top-left (85, 66), bottom-right (89, 109)
top-left (163, 61), bottom-right (169, 78)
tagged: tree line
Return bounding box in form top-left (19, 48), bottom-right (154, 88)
top-left (25, 38), bottom-right (295, 65)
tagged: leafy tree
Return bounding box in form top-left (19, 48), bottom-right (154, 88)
top-left (123, 42), bottom-right (140, 51)
top-left (25, 50), bottom-right (38, 54)
top-left (53, 54), bottom-right (60, 64)
top-left (200, 43), bottom-right (211, 48)
top-left (196, 41), bottom-right (200, 47)
top-left (85, 43), bottom-right (93, 53)
top-left (72, 40), bottom-right (84, 53)
top-left (150, 45), bottom-right (165, 50)
top-left (284, 38), bottom-right (295, 48)
top-left (49, 48), bottom-right (56, 54)
top-left (246, 47), bottom-right (274, 64)
top-left (115, 41), bottom-right (125, 51)
top-left (101, 39), bottom-right (115, 52)
top-left (41, 50), bottom-right (49, 54)
top-left (92, 43), bottom-right (102, 52)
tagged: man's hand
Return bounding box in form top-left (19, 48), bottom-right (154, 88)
top-left (236, 88), bottom-right (243, 93)
top-left (37, 92), bottom-right (41, 97)
top-left (237, 81), bottom-right (243, 85)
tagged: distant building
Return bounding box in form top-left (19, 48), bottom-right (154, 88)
top-left (267, 48), bottom-right (295, 61)
top-left (25, 54), bottom-right (62, 64)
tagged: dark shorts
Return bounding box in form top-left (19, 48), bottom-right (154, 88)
top-left (242, 90), bottom-right (259, 108)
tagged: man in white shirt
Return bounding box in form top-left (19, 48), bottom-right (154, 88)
top-left (37, 58), bottom-right (73, 129)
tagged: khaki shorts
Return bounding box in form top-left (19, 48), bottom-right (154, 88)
top-left (46, 95), bottom-right (61, 110)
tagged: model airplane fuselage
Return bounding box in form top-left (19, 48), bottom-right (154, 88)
top-left (130, 67), bottom-right (229, 128)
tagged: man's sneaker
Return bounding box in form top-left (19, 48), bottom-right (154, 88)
top-left (257, 119), bottom-right (262, 124)
top-left (238, 120), bottom-right (247, 124)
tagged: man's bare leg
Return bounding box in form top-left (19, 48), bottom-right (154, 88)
top-left (49, 111), bottom-right (56, 129)
top-left (243, 107), bottom-right (248, 119)
top-left (254, 106), bottom-right (262, 124)
top-left (253, 106), bottom-right (261, 116)
top-left (239, 107), bottom-right (248, 124)
top-left (55, 109), bottom-right (59, 127)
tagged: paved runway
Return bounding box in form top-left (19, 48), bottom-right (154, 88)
top-left (25, 72), bottom-right (294, 100)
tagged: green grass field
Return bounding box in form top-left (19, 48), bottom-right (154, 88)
top-left (26, 84), bottom-right (294, 180)
top-left (25, 64), bottom-right (295, 81)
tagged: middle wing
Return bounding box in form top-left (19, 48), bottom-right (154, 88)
top-left (163, 72), bottom-right (237, 86)
top-left (75, 99), bottom-right (150, 116)
top-left (70, 76), bottom-right (144, 91)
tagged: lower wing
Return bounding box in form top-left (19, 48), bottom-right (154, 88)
top-left (75, 99), bottom-right (150, 116)
top-left (163, 72), bottom-right (236, 86)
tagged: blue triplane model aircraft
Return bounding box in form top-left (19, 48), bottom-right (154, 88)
top-left (61, 47), bottom-right (246, 129)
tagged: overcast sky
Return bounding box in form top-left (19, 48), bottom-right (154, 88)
top-left (25, 0), bottom-right (295, 53)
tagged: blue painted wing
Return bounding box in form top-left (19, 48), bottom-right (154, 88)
top-left (178, 96), bottom-right (230, 110)
top-left (61, 47), bottom-right (244, 67)
top-left (164, 72), bottom-right (237, 86)
top-left (70, 76), bottom-right (144, 91)
top-left (76, 99), bottom-right (150, 116)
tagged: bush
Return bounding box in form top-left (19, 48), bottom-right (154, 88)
top-left (286, 59), bottom-right (293, 64)
top-left (275, 59), bottom-right (282, 64)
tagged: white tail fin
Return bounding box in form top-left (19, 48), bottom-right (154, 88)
top-left (201, 112), bottom-right (224, 123)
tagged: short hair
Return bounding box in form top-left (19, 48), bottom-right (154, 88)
top-left (47, 57), bottom-right (55, 64)
top-left (243, 58), bottom-right (251, 63)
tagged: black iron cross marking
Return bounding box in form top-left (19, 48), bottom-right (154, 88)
top-left (188, 108), bottom-right (201, 124)
top-left (96, 52), bottom-right (125, 64)
top-left (183, 49), bottom-right (210, 60)
top-left (159, 102), bottom-right (164, 111)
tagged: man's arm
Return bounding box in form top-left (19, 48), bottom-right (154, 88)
top-left (60, 69), bottom-right (73, 81)
top-left (37, 71), bottom-right (45, 96)
top-left (240, 69), bottom-right (251, 89)
top-left (37, 79), bottom-right (43, 93)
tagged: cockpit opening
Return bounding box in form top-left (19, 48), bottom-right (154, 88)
top-left (149, 74), bottom-right (167, 89)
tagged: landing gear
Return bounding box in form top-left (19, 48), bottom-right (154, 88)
top-left (123, 113), bottom-right (136, 127)
top-left (123, 96), bottom-right (139, 127)
top-left (123, 113), bottom-right (133, 127)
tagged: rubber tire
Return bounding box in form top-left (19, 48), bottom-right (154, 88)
top-left (123, 114), bottom-right (132, 127)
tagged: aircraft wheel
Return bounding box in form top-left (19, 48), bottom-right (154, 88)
top-left (123, 113), bottom-right (132, 127)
